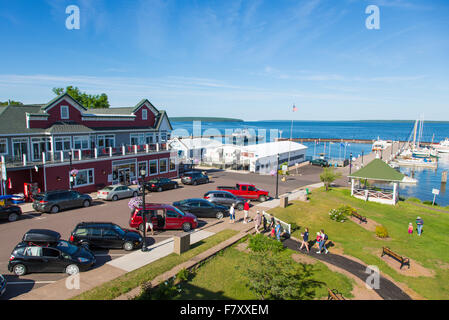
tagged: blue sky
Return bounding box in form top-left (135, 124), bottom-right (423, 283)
top-left (0, 0), bottom-right (448, 120)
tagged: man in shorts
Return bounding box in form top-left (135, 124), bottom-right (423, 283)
top-left (243, 200), bottom-right (250, 224)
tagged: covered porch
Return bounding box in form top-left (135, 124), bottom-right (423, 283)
top-left (348, 159), bottom-right (405, 205)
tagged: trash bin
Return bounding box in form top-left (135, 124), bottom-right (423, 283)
top-left (280, 196), bottom-right (288, 208)
top-left (173, 232), bottom-right (190, 255)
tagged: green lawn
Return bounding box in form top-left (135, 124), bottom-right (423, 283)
top-left (72, 229), bottom-right (238, 300)
top-left (165, 245), bottom-right (354, 300)
top-left (269, 187), bottom-right (449, 300)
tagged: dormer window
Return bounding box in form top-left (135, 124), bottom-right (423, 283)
top-left (61, 106), bottom-right (69, 119)
top-left (142, 109), bottom-right (148, 120)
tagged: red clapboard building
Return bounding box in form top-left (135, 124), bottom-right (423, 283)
top-left (0, 93), bottom-right (178, 196)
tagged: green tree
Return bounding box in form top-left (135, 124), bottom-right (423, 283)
top-left (320, 167), bottom-right (342, 191)
top-left (245, 251), bottom-right (324, 300)
top-left (52, 86), bottom-right (110, 109)
top-left (0, 100), bottom-right (23, 106)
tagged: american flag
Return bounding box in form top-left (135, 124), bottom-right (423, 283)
top-left (292, 105), bottom-right (297, 112)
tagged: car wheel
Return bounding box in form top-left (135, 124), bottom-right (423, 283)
top-left (112, 195), bottom-right (118, 201)
top-left (216, 212), bottom-right (224, 219)
top-left (193, 180), bottom-right (198, 186)
top-left (8, 212), bottom-right (19, 222)
top-left (65, 264), bottom-right (80, 275)
top-left (13, 264), bottom-right (27, 276)
top-left (258, 195), bottom-right (267, 202)
top-left (50, 205), bottom-right (60, 214)
top-left (157, 187), bottom-right (163, 192)
top-left (173, 183), bottom-right (178, 189)
top-left (83, 200), bottom-right (91, 207)
top-left (123, 241), bottom-right (134, 251)
top-left (132, 191), bottom-right (138, 197)
top-left (182, 222), bottom-right (192, 232)
top-left (237, 204), bottom-right (244, 211)
top-left (205, 178), bottom-right (209, 184)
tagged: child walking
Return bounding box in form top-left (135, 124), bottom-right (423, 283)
top-left (408, 222), bottom-right (413, 235)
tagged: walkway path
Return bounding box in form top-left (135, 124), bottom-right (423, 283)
top-left (283, 238), bottom-right (412, 300)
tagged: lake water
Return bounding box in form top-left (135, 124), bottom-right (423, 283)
top-left (172, 120), bottom-right (449, 206)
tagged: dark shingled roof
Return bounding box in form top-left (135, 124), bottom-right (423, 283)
top-left (0, 105), bottom-right (46, 134)
top-left (45, 122), bottom-right (94, 134)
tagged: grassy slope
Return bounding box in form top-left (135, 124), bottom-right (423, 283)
top-left (171, 246), bottom-right (354, 300)
top-left (72, 229), bottom-right (238, 300)
top-left (269, 188), bottom-right (449, 299)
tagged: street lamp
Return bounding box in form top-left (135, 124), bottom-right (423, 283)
top-left (68, 150), bottom-right (73, 190)
top-left (348, 152), bottom-right (353, 183)
top-left (361, 150), bottom-right (364, 166)
top-left (140, 168), bottom-right (148, 252)
top-left (275, 153), bottom-right (280, 199)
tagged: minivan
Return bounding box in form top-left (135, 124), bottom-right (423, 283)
top-left (32, 190), bottom-right (92, 213)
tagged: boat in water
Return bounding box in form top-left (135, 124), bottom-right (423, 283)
top-left (372, 138), bottom-right (391, 152)
top-left (433, 138), bottom-right (449, 153)
top-left (391, 157), bottom-right (438, 169)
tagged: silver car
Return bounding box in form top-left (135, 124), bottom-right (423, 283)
top-left (97, 185), bottom-right (139, 201)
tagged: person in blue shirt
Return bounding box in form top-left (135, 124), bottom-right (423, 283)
top-left (416, 216), bottom-right (424, 236)
top-left (299, 227), bottom-right (310, 252)
top-left (275, 221), bottom-right (282, 241)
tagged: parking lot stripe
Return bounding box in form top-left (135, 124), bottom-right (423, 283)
top-left (6, 281), bottom-right (56, 285)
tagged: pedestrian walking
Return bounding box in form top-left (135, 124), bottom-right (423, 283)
top-left (416, 216), bottom-right (424, 236)
top-left (299, 228), bottom-right (310, 252)
top-left (243, 200), bottom-right (250, 224)
top-left (315, 232), bottom-right (321, 249)
top-left (275, 220), bottom-right (282, 241)
top-left (316, 229), bottom-right (329, 254)
top-left (408, 222), bottom-right (413, 235)
top-left (254, 211), bottom-right (262, 233)
top-left (229, 203), bottom-right (236, 223)
top-left (145, 211), bottom-right (155, 236)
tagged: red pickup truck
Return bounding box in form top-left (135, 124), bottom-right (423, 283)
top-left (217, 183), bottom-right (269, 202)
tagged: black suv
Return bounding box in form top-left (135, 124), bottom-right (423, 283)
top-left (69, 222), bottom-right (143, 251)
top-left (32, 190), bottom-right (92, 213)
top-left (0, 204), bottom-right (22, 222)
top-left (181, 171), bottom-right (209, 185)
top-left (8, 229), bottom-right (96, 276)
top-left (203, 190), bottom-right (246, 210)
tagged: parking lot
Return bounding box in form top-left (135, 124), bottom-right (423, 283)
top-left (0, 165), bottom-right (322, 300)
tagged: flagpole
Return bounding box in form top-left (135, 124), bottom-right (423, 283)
top-left (288, 104), bottom-right (296, 165)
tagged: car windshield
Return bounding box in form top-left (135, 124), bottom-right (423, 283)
top-left (149, 179), bottom-right (159, 183)
top-left (103, 186), bottom-right (115, 191)
top-left (112, 225), bottom-right (125, 236)
top-left (172, 206), bottom-right (186, 216)
top-left (56, 240), bottom-right (80, 255)
top-left (177, 200), bottom-right (189, 205)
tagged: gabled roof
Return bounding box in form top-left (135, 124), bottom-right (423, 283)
top-left (133, 99), bottom-right (160, 115)
top-left (154, 111), bottom-right (173, 130)
top-left (42, 93), bottom-right (87, 112)
top-left (348, 159), bottom-right (405, 182)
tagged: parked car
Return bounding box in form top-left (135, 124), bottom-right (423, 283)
top-left (0, 203), bottom-right (22, 222)
top-left (129, 204), bottom-right (198, 232)
top-left (0, 274), bottom-right (6, 297)
top-left (181, 171), bottom-right (209, 185)
top-left (97, 185), bottom-right (139, 201)
top-left (203, 191), bottom-right (246, 210)
top-left (32, 190), bottom-right (92, 213)
top-left (8, 229), bottom-right (95, 276)
top-left (217, 183), bottom-right (269, 202)
top-left (173, 198), bottom-right (229, 219)
top-left (310, 159), bottom-right (329, 167)
top-left (69, 222), bottom-right (143, 251)
top-left (144, 178), bottom-right (179, 192)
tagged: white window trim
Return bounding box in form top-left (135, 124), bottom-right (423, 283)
top-left (149, 159), bottom-right (159, 176)
top-left (0, 138), bottom-right (8, 155)
top-left (97, 134), bottom-right (116, 148)
top-left (12, 137), bottom-right (29, 158)
top-left (54, 136), bottom-right (72, 151)
top-left (142, 109), bottom-right (148, 120)
top-left (73, 136), bottom-right (90, 150)
top-left (169, 158), bottom-right (177, 172)
top-left (130, 133), bottom-right (145, 146)
top-left (71, 168), bottom-right (95, 188)
top-left (61, 105), bottom-right (69, 119)
top-left (159, 158), bottom-right (168, 174)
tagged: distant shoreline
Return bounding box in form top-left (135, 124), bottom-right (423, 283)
top-left (171, 117), bottom-right (243, 122)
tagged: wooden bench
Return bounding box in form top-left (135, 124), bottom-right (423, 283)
top-left (351, 210), bottom-right (367, 224)
top-left (381, 247), bottom-right (410, 269)
top-left (327, 288), bottom-right (345, 300)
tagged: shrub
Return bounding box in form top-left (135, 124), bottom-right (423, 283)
top-left (290, 222), bottom-right (300, 232)
top-left (176, 268), bottom-right (190, 282)
top-left (142, 276), bottom-right (182, 300)
top-left (375, 225), bottom-right (389, 238)
top-left (328, 205), bottom-right (354, 223)
top-left (423, 200), bottom-right (438, 206)
top-left (248, 234), bottom-right (285, 253)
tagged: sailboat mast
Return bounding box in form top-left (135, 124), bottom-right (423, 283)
top-left (412, 119), bottom-right (418, 151)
